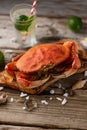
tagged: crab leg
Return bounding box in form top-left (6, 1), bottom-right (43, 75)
top-left (71, 43), bottom-right (81, 69)
top-left (5, 62), bottom-right (17, 70)
top-left (64, 41), bottom-right (81, 69)
top-left (53, 41), bottom-right (81, 78)
top-left (16, 76), bottom-right (50, 89)
top-left (5, 62), bottom-right (17, 77)
top-left (4, 62), bottom-right (50, 91)
top-left (12, 52), bottom-right (25, 61)
top-left (0, 69), bottom-right (51, 94)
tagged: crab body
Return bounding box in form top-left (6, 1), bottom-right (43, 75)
top-left (5, 40), bottom-right (81, 92)
top-left (16, 43), bottom-right (70, 73)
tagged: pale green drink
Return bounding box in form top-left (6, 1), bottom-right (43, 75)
top-left (10, 4), bottom-right (37, 48)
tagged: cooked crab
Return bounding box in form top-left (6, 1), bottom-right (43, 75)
top-left (0, 40), bottom-right (83, 94)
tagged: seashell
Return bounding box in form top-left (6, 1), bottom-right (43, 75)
top-left (72, 80), bottom-right (87, 90)
top-left (0, 92), bottom-right (7, 104)
top-left (24, 99), bottom-right (37, 111)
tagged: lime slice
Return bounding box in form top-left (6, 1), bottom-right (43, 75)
top-left (67, 16), bottom-right (83, 32)
top-left (15, 15), bottom-right (35, 32)
top-left (0, 51), bottom-right (5, 66)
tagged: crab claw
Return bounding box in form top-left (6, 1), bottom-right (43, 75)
top-left (64, 41), bottom-right (81, 69)
top-left (71, 42), bottom-right (81, 69)
top-left (5, 62), bottom-right (18, 77)
top-left (53, 41), bottom-right (81, 78)
top-left (5, 62), bottom-right (17, 71)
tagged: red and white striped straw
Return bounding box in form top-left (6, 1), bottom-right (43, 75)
top-left (30, 0), bottom-right (37, 16)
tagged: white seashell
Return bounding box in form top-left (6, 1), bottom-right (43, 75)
top-left (58, 83), bottom-right (62, 88)
top-left (26, 96), bottom-right (30, 100)
top-left (22, 106), bottom-right (26, 110)
top-left (20, 92), bottom-right (27, 97)
top-left (41, 100), bottom-right (48, 105)
top-left (61, 98), bottom-right (68, 105)
top-left (84, 71), bottom-right (87, 76)
top-left (63, 93), bottom-right (69, 97)
top-left (50, 89), bottom-right (55, 94)
top-left (49, 97), bottom-right (53, 100)
top-left (0, 87), bottom-right (4, 91)
top-left (10, 97), bottom-right (14, 103)
top-left (56, 97), bottom-right (62, 101)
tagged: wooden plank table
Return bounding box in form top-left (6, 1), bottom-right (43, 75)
top-left (0, 1), bottom-right (87, 130)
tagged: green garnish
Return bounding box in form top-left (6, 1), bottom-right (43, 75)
top-left (67, 16), bottom-right (83, 32)
top-left (15, 15), bottom-right (34, 32)
top-left (0, 51), bottom-right (5, 70)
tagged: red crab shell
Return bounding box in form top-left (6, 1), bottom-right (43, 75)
top-left (1, 40), bottom-right (82, 94)
top-left (16, 43), bottom-right (70, 73)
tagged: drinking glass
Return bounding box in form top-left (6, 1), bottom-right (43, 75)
top-left (10, 3), bottom-right (37, 48)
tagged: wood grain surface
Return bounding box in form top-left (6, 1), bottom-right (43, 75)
top-left (0, 0), bottom-right (87, 18)
top-left (0, 1), bottom-right (87, 129)
top-left (0, 15), bottom-right (87, 50)
top-left (0, 86), bottom-right (87, 129)
top-left (0, 125), bottom-right (75, 130)
top-left (0, 17), bottom-right (87, 130)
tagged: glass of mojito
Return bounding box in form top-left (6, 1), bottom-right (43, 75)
top-left (10, 3), bottom-right (37, 48)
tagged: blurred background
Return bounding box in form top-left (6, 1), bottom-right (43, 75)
top-left (0, 0), bottom-right (87, 18)
top-left (0, 0), bottom-right (87, 49)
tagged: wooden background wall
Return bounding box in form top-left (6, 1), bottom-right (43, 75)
top-left (0, 0), bottom-right (87, 18)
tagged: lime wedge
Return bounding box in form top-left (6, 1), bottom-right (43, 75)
top-left (0, 51), bottom-right (5, 67)
top-left (67, 16), bottom-right (83, 32)
top-left (15, 15), bottom-right (35, 32)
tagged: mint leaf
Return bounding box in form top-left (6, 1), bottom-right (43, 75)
top-left (15, 15), bottom-right (35, 32)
